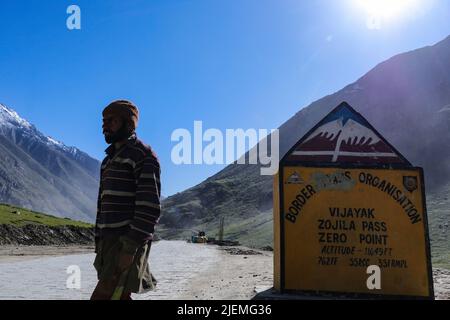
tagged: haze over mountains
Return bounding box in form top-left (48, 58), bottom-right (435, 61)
top-left (159, 35), bottom-right (450, 248)
top-left (0, 104), bottom-right (100, 222)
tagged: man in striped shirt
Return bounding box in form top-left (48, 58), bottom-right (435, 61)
top-left (91, 100), bottom-right (161, 300)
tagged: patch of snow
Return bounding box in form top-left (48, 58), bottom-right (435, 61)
top-left (46, 136), bottom-right (63, 147)
top-left (67, 146), bottom-right (79, 155)
top-left (0, 103), bottom-right (33, 129)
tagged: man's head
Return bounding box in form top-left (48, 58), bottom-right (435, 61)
top-left (102, 100), bottom-right (139, 144)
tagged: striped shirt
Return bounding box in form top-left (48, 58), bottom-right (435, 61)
top-left (95, 134), bottom-right (161, 244)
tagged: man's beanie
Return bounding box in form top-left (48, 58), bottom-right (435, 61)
top-left (103, 100), bottom-right (139, 130)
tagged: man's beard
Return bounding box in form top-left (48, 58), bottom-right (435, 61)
top-left (103, 124), bottom-right (132, 144)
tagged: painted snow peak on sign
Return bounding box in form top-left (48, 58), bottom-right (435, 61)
top-left (286, 102), bottom-right (410, 166)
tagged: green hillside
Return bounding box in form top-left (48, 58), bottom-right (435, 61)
top-left (0, 203), bottom-right (93, 228)
top-left (427, 184), bottom-right (450, 270)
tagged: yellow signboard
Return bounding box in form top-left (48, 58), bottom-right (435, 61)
top-left (273, 103), bottom-right (434, 299)
top-left (277, 167), bottom-right (432, 297)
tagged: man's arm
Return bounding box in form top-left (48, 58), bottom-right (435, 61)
top-left (119, 153), bottom-right (161, 255)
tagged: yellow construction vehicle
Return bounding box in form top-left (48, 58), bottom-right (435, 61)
top-left (191, 231), bottom-right (208, 243)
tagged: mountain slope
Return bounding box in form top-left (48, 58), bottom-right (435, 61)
top-left (159, 35), bottom-right (450, 253)
top-left (0, 203), bottom-right (94, 245)
top-left (0, 104), bottom-right (101, 222)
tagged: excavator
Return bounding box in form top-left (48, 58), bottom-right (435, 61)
top-left (191, 230), bottom-right (208, 244)
top-left (190, 217), bottom-right (223, 244)
top-left (190, 217), bottom-right (239, 245)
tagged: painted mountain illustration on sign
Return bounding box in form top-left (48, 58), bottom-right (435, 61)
top-left (285, 102), bottom-right (410, 166)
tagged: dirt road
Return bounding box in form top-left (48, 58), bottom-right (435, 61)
top-left (0, 241), bottom-right (448, 300)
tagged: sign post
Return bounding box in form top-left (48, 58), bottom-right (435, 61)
top-left (273, 102), bottom-right (434, 299)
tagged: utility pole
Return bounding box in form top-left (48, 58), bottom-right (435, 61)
top-left (218, 217), bottom-right (224, 242)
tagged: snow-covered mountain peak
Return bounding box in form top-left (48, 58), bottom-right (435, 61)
top-left (0, 103), bottom-right (33, 129)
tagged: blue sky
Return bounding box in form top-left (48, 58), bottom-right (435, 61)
top-left (0, 0), bottom-right (449, 196)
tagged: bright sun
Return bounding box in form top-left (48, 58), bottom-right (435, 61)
top-left (356, 0), bottom-right (417, 18)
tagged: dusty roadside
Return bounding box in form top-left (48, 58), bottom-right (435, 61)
top-left (175, 246), bottom-right (450, 300)
top-left (434, 268), bottom-right (450, 300)
top-left (0, 245), bottom-right (94, 263)
top-left (176, 247), bottom-right (273, 300)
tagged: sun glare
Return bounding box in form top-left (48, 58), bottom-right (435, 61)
top-left (356, 0), bottom-right (417, 18)
top-left (354, 0), bottom-right (421, 29)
